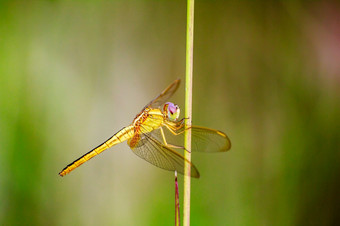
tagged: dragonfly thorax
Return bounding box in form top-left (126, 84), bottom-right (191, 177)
top-left (163, 102), bottom-right (180, 121)
top-left (132, 108), bottom-right (151, 126)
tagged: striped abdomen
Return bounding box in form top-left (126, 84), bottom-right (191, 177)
top-left (59, 125), bottom-right (134, 176)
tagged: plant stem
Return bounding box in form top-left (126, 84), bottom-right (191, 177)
top-left (175, 171), bottom-right (180, 226)
top-left (183, 0), bottom-right (194, 225)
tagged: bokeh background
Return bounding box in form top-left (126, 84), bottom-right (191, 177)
top-left (1, 1), bottom-right (339, 225)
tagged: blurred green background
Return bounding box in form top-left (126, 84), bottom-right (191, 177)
top-left (1, 0), bottom-right (339, 225)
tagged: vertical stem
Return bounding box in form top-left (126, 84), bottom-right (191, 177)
top-left (183, 0), bottom-right (194, 225)
top-left (175, 171), bottom-right (180, 226)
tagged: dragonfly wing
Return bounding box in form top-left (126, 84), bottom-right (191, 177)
top-left (190, 126), bottom-right (231, 152)
top-left (161, 124), bottom-right (231, 153)
top-left (128, 132), bottom-right (200, 178)
top-left (146, 79), bottom-right (180, 109)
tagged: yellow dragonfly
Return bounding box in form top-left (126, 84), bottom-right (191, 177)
top-left (59, 79), bottom-right (231, 178)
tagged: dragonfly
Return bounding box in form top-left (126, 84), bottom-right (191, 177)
top-left (59, 79), bottom-right (231, 178)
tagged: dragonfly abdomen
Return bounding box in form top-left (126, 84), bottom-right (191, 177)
top-left (59, 126), bottom-right (134, 176)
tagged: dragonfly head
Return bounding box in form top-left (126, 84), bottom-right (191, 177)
top-left (163, 102), bottom-right (180, 121)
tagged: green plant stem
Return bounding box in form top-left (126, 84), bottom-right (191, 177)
top-left (183, 0), bottom-right (194, 225)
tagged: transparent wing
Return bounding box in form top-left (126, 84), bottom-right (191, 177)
top-left (158, 125), bottom-right (231, 153)
top-left (190, 126), bottom-right (231, 152)
top-left (145, 79), bottom-right (180, 109)
top-left (128, 131), bottom-right (200, 178)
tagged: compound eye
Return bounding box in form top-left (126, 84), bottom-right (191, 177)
top-left (164, 102), bottom-right (180, 121)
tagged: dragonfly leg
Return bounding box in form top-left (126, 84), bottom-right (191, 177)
top-left (163, 124), bottom-right (182, 136)
top-left (159, 127), bottom-right (190, 152)
top-left (159, 127), bottom-right (169, 145)
top-left (167, 143), bottom-right (188, 152)
top-left (166, 118), bottom-right (192, 134)
top-left (164, 121), bottom-right (190, 136)
top-left (176, 118), bottom-right (186, 130)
